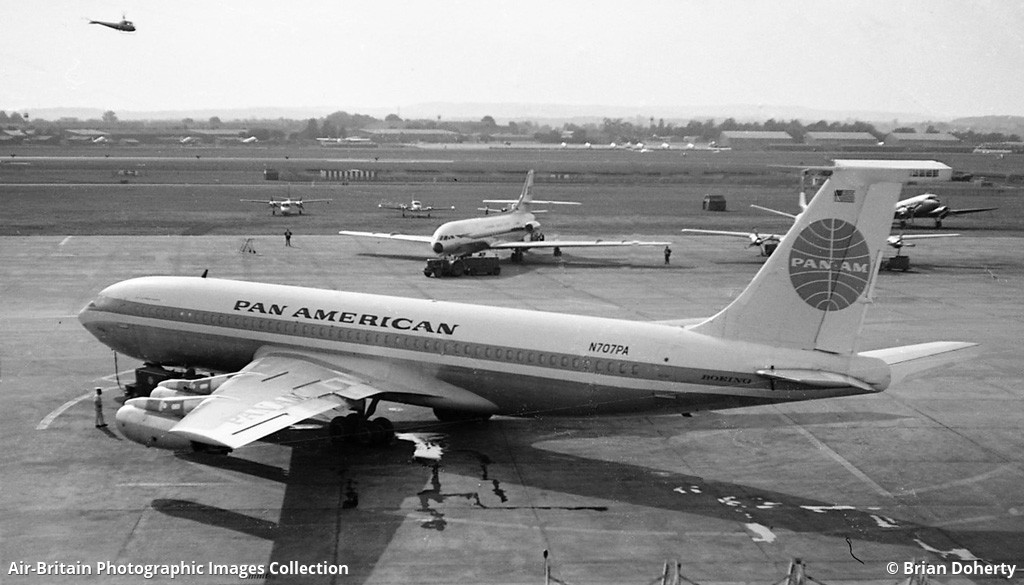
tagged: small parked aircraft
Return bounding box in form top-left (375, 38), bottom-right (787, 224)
top-left (242, 197), bottom-right (332, 216)
top-left (378, 199), bottom-right (454, 218)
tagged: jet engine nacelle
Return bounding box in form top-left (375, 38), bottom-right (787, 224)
top-left (114, 395), bottom-right (208, 450)
top-left (154, 373), bottom-right (234, 396)
top-left (523, 221), bottom-right (541, 233)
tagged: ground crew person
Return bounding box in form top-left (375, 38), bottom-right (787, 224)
top-left (284, 228), bottom-right (293, 247)
top-left (664, 246), bottom-right (672, 265)
top-left (94, 387), bottom-right (107, 428)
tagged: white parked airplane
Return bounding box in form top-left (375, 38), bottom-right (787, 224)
top-left (378, 199), bottom-right (454, 218)
top-left (79, 160), bottom-right (975, 453)
top-left (682, 227), bottom-right (959, 257)
top-left (684, 188), bottom-right (960, 256)
top-left (241, 197), bottom-right (332, 216)
top-left (894, 193), bottom-right (997, 228)
top-left (341, 170), bottom-right (669, 262)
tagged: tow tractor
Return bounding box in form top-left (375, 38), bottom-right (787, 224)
top-left (424, 253), bottom-right (501, 277)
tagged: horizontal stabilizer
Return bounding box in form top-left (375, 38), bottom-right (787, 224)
top-left (860, 341), bottom-right (978, 385)
top-left (755, 368), bottom-right (878, 392)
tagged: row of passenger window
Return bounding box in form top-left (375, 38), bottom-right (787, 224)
top-left (130, 301), bottom-right (645, 378)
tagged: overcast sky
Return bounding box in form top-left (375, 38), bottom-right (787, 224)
top-left (3, 0), bottom-right (1024, 120)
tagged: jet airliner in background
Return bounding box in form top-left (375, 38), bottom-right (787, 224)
top-left (340, 170), bottom-right (670, 262)
top-left (79, 160), bottom-right (975, 454)
top-left (242, 197), bottom-right (332, 216)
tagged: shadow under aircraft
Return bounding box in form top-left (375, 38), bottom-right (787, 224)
top-left (159, 412), bottom-right (1020, 584)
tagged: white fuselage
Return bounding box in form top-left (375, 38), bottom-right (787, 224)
top-left (275, 201), bottom-right (301, 215)
top-left (429, 210), bottom-right (538, 256)
top-left (895, 194), bottom-right (944, 219)
top-left (79, 277), bottom-right (888, 417)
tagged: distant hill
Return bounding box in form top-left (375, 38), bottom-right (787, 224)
top-left (15, 103), bottom-right (1020, 127)
top-left (950, 115), bottom-right (1024, 135)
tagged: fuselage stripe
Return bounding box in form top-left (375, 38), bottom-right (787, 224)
top-left (86, 297), bottom-right (763, 390)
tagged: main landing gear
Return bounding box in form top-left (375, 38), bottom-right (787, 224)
top-left (328, 398), bottom-right (394, 448)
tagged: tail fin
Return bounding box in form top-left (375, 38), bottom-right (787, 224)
top-left (480, 170), bottom-right (535, 213)
top-left (518, 169), bottom-right (535, 208)
top-left (692, 160), bottom-right (951, 354)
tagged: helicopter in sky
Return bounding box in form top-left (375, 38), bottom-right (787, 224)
top-left (89, 15), bottom-right (136, 32)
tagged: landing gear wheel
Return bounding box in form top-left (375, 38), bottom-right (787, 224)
top-left (369, 417), bottom-right (395, 445)
top-left (329, 414), bottom-right (395, 447)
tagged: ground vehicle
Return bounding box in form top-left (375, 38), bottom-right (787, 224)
top-left (423, 254), bottom-right (501, 277)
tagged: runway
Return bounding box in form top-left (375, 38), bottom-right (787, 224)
top-left (2, 229), bottom-right (1022, 584)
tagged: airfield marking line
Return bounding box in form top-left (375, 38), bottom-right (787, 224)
top-left (59, 236), bottom-right (72, 247)
top-left (407, 514), bottom-right (678, 536)
top-left (116, 482), bottom-right (233, 487)
top-left (931, 514), bottom-right (1009, 528)
top-left (775, 410), bottom-right (893, 499)
top-left (101, 368), bottom-right (138, 383)
top-left (37, 380), bottom-right (130, 430)
top-left (895, 463), bottom-right (1019, 496)
top-left (36, 391), bottom-right (93, 430)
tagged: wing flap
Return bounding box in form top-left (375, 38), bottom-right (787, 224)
top-left (170, 354), bottom-right (383, 449)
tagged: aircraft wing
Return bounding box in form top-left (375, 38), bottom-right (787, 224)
top-left (170, 347), bottom-right (496, 450)
top-left (750, 204), bottom-right (798, 219)
top-left (681, 229), bottom-right (758, 239)
top-left (338, 230), bottom-right (433, 244)
top-left (301, 199), bottom-right (333, 204)
top-left (489, 239), bottom-right (670, 249)
top-left (241, 199), bottom-right (273, 204)
top-left (948, 207), bottom-right (998, 216)
top-left (482, 200), bottom-right (581, 206)
top-left (896, 233), bottom-right (960, 241)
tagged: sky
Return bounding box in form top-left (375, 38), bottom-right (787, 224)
top-left (3, 0), bottom-right (1024, 121)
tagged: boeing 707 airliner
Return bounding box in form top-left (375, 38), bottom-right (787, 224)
top-left (79, 160), bottom-right (974, 453)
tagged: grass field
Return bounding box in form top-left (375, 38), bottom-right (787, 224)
top-left (1, 145), bottom-right (1021, 237)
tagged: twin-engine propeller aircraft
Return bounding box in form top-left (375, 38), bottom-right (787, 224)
top-left (89, 15), bottom-right (135, 32)
top-left (242, 197), bottom-right (332, 216)
top-left (341, 170), bottom-right (669, 262)
top-left (682, 227), bottom-right (959, 257)
top-left (684, 188), bottom-right (960, 256)
top-left (894, 193), bottom-right (997, 228)
top-left (378, 199), bottom-right (454, 218)
top-left (80, 160), bottom-right (976, 454)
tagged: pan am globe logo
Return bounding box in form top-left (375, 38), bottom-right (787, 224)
top-left (789, 219), bottom-right (872, 311)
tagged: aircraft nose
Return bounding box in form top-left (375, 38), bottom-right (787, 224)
top-left (432, 242), bottom-right (444, 254)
